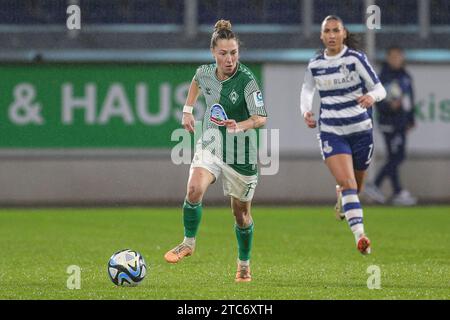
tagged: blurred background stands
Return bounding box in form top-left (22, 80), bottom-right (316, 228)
top-left (0, 0), bottom-right (449, 63)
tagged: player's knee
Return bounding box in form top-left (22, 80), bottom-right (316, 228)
top-left (233, 209), bottom-right (252, 227)
top-left (186, 184), bottom-right (204, 203)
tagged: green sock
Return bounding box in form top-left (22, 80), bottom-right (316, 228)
top-left (235, 222), bottom-right (254, 261)
top-left (183, 199), bottom-right (203, 238)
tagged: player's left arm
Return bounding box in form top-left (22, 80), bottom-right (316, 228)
top-left (224, 115), bottom-right (267, 133)
top-left (224, 79), bottom-right (267, 133)
top-left (354, 53), bottom-right (387, 108)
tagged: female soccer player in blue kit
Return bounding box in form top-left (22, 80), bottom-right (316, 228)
top-left (300, 16), bottom-right (386, 254)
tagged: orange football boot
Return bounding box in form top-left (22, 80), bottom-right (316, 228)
top-left (357, 234), bottom-right (371, 255)
top-left (235, 264), bottom-right (252, 283)
top-left (164, 243), bottom-right (194, 263)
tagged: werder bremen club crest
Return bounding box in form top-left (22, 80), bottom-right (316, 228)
top-left (229, 89), bottom-right (239, 104)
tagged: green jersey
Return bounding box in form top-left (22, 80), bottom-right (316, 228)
top-left (194, 63), bottom-right (267, 176)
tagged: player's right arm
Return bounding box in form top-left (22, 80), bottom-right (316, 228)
top-left (300, 67), bottom-right (317, 128)
top-left (182, 77), bottom-right (200, 133)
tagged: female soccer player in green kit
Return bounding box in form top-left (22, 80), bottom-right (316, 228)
top-left (164, 20), bottom-right (268, 282)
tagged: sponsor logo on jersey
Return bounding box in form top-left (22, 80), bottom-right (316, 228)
top-left (229, 89), bottom-right (239, 104)
top-left (253, 91), bottom-right (264, 108)
top-left (333, 74), bottom-right (356, 85)
top-left (210, 104), bottom-right (228, 126)
top-left (322, 141), bottom-right (333, 154)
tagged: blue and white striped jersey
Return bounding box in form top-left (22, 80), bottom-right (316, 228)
top-left (300, 45), bottom-right (386, 136)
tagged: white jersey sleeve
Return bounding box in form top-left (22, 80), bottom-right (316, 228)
top-left (300, 67), bottom-right (316, 117)
top-left (354, 52), bottom-right (386, 102)
top-left (367, 83), bottom-right (387, 102)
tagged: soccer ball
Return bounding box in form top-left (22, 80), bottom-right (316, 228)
top-left (107, 249), bottom-right (147, 286)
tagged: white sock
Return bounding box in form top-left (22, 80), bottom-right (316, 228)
top-left (342, 189), bottom-right (365, 242)
top-left (346, 211), bottom-right (365, 243)
top-left (183, 237), bottom-right (195, 248)
top-left (238, 259), bottom-right (250, 267)
top-left (352, 226), bottom-right (365, 242)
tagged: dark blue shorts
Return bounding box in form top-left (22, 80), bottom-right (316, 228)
top-left (318, 131), bottom-right (374, 171)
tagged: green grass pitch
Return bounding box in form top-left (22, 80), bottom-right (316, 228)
top-left (0, 206), bottom-right (449, 299)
